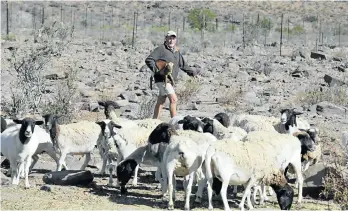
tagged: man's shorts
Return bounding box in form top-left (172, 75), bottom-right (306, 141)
top-left (156, 82), bottom-right (175, 96)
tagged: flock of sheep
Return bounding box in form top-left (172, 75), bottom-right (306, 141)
top-left (0, 100), bottom-right (327, 210)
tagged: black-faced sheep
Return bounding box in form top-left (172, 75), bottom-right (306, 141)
top-left (0, 118), bottom-right (44, 188)
top-left (204, 131), bottom-right (309, 211)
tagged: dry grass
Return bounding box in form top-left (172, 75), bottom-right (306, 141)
top-left (294, 86), bottom-right (348, 107)
top-left (316, 123), bottom-right (348, 209)
top-left (176, 77), bottom-right (202, 107)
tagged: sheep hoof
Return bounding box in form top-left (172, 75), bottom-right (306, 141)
top-left (24, 185), bottom-right (31, 189)
top-left (131, 181), bottom-right (138, 186)
top-left (184, 206), bottom-right (190, 210)
top-left (168, 204), bottom-right (174, 210)
top-left (208, 206), bottom-right (213, 211)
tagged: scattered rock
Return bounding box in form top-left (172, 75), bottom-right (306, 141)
top-left (323, 74), bottom-right (345, 87)
top-left (115, 100), bottom-right (130, 107)
top-left (315, 101), bottom-right (348, 117)
top-left (45, 73), bottom-right (68, 80)
top-left (291, 69), bottom-right (309, 78)
top-left (302, 163), bottom-right (335, 199)
top-left (42, 170), bottom-right (94, 186)
top-left (337, 65), bottom-right (347, 72)
top-left (89, 102), bottom-right (100, 112)
top-left (119, 92), bottom-right (139, 103)
top-left (311, 52), bottom-right (327, 60)
top-left (40, 185), bottom-right (52, 192)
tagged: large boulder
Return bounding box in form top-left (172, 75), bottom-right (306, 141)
top-left (302, 163), bottom-right (335, 199)
top-left (42, 170), bottom-right (94, 186)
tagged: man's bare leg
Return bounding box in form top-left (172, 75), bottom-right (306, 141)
top-left (153, 96), bottom-right (167, 119)
top-left (168, 93), bottom-right (177, 118)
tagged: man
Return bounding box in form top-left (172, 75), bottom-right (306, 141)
top-left (145, 30), bottom-right (197, 119)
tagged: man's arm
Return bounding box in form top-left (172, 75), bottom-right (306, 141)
top-left (178, 52), bottom-right (196, 77)
top-left (145, 47), bottom-right (162, 73)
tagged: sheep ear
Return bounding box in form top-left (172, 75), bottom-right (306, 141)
top-left (178, 120), bottom-right (185, 124)
top-left (13, 119), bottom-right (23, 124)
top-left (112, 122), bottom-right (122, 129)
top-left (95, 121), bottom-right (103, 126)
top-left (35, 121), bottom-right (44, 126)
top-left (98, 101), bottom-right (105, 107)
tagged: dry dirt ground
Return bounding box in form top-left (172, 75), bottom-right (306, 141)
top-left (0, 154), bottom-right (340, 211)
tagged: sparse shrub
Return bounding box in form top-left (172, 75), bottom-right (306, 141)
top-left (294, 86), bottom-right (348, 107)
top-left (217, 86), bottom-right (244, 109)
top-left (225, 24), bottom-right (237, 32)
top-left (291, 25), bottom-right (305, 34)
top-left (187, 8), bottom-right (216, 31)
top-left (320, 128), bottom-right (348, 209)
top-left (304, 15), bottom-right (318, 23)
top-left (2, 33), bottom-right (16, 41)
top-left (176, 77), bottom-right (202, 106)
top-left (135, 95), bottom-right (157, 119)
top-left (42, 64), bottom-right (80, 124)
top-left (6, 21), bottom-right (73, 117)
top-left (152, 26), bottom-right (169, 33)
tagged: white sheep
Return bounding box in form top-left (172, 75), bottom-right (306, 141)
top-left (204, 131), bottom-right (305, 211)
top-left (44, 115), bottom-right (104, 171)
top-left (0, 118), bottom-right (45, 188)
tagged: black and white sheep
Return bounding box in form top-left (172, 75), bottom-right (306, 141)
top-left (116, 122), bottom-right (217, 201)
top-left (279, 109), bottom-right (310, 134)
top-left (0, 118), bottom-right (44, 188)
top-left (95, 119), bottom-right (122, 186)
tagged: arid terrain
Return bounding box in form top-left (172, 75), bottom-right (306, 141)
top-left (1, 1), bottom-right (348, 210)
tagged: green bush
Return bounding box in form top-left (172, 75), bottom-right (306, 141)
top-left (187, 8), bottom-right (216, 31)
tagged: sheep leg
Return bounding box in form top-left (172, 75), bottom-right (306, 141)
top-left (80, 152), bottom-right (91, 170)
top-left (107, 164), bottom-right (114, 186)
top-left (131, 164), bottom-right (139, 186)
top-left (12, 161), bottom-right (24, 185)
top-left (261, 183), bottom-right (268, 204)
top-left (207, 177), bottom-right (214, 210)
top-left (233, 185), bottom-right (238, 197)
top-left (45, 147), bottom-right (68, 171)
top-left (57, 152), bottom-right (67, 171)
top-left (239, 177), bottom-right (257, 211)
top-left (100, 157), bottom-right (108, 175)
top-left (251, 185), bottom-right (261, 205)
top-left (10, 159), bottom-right (18, 185)
top-left (267, 186), bottom-right (274, 196)
top-left (292, 157), bottom-right (304, 204)
top-left (302, 160), bottom-right (310, 172)
top-left (220, 180), bottom-right (231, 211)
top-left (184, 172), bottom-right (195, 210)
top-left (29, 154), bottom-right (39, 174)
top-left (167, 161), bottom-right (176, 210)
top-left (24, 157), bottom-right (31, 189)
top-left (160, 164), bottom-right (168, 197)
top-left (194, 177), bottom-right (207, 203)
top-left (183, 175), bottom-right (189, 192)
top-left (195, 164), bottom-right (207, 203)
